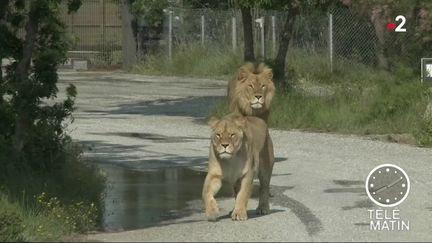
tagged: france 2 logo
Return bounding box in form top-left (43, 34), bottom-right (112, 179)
top-left (387, 15), bottom-right (406, 32)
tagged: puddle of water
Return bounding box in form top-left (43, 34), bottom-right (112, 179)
top-left (98, 163), bottom-right (232, 231)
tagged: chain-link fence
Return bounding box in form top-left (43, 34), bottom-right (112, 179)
top-left (153, 7), bottom-right (379, 72)
top-left (60, 4), bottom-right (385, 72)
top-left (331, 8), bottom-right (377, 67)
top-left (155, 8), bottom-right (329, 59)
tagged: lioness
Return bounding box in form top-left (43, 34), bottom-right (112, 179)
top-left (202, 114), bottom-right (274, 221)
top-left (228, 63), bottom-right (276, 122)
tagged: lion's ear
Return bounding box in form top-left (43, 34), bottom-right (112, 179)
top-left (207, 117), bottom-right (219, 128)
top-left (234, 116), bottom-right (246, 129)
top-left (236, 69), bottom-right (249, 82)
top-left (261, 66), bottom-right (273, 80)
top-left (236, 63), bottom-right (253, 82)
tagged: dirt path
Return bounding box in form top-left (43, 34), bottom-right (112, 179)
top-left (58, 71), bottom-right (432, 242)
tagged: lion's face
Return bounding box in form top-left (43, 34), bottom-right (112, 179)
top-left (208, 117), bottom-right (245, 160)
top-left (230, 63), bottom-right (275, 117)
top-left (243, 76), bottom-right (274, 110)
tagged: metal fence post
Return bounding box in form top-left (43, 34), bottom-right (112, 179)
top-left (271, 15), bottom-right (276, 58)
top-left (255, 17), bottom-right (265, 59)
top-left (121, 0), bottom-right (136, 69)
top-left (232, 16), bottom-right (236, 52)
top-left (329, 13), bottom-right (333, 73)
top-left (201, 15), bottom-right (205, 46)
top-left (168, 10), bottom-right (173, 62)
top-left (261, 17), bottom-right (265, 59)
top-left (101, 0), bottom-right (106, 54)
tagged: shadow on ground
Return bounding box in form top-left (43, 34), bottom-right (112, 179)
top-left (79, 140), bottom-right (208, 170)
top-left (84, 96), bottom-right (224, 118)
top-left (324, 179), bottom-right (373, 211)
top-left (216, 209), bottom-right (286, 221)
top-left (88, 132), bottom-right (209, 143)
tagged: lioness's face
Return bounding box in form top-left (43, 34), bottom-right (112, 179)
top-left (209, 118), bottom-right (244, 160)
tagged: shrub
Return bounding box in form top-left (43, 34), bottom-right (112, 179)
top-left (34, 192), bottom-right (98, 233)
top-left (131, 43), bottom-right (243, 79)
top-left (0, 195), bottom-right (24, 242)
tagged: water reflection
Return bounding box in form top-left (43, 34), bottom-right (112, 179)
top-left (98, 164), bottom-right (231, 231)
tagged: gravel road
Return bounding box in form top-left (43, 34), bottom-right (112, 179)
top-left (57, 71), bottom-right (432, 242)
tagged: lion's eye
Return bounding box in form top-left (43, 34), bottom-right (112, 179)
top-left (216, 134), bottom-right (221, 138)
top-left (230, 133), bottom-right (235, 138)
top-left (262, 85), bottom-right (266, 89)
top-left (248, 84), bottom-right (253, 89)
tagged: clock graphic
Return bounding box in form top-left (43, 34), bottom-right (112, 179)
top-left (365, 164), bottom-right (410, 207)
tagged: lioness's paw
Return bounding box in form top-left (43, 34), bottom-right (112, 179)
top-left (256, 205), bottom-right (270, 215)
top-left (231, 207), bottom-right (248, 221)
top-left (205, 199), bottom-right (219, 221)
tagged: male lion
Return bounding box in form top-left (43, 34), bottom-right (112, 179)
top-left (228, 63), bottom-right (276, 122)
top-left (202, 114), bottom-right (274, 221)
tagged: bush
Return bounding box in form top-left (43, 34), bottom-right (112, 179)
top-left (131, 43), bottom-right (243, 79)
top-left (34, 192), bottom-right (98, 233)
top-left (0, 195), bottom-right (25, 242)
top-left (208, 55), bottom-right (431, 145)
top-left (131, 42), bottom-right (432, 145)
top-left (0, 142), bottom-right (105, 241)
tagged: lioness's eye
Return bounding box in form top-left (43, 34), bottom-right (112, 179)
top-left (262, 85), bottom-right (266, 89)
top-left (216, 134), bottom-right (221, 138)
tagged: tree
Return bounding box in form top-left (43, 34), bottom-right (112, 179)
top-left (231, 0), bottom-right (257, 62)
top-left (233, 0), bottom-right (325, 89)
top-left (340, 0), bottom-right (432, 70)
top-left (0, 0), bottom-right (81, 168)
top-left (127, 0), bottom-right (169, 58)
top-left (340, 0), bottom-right (395, 69)
top-left (240, 6), bottom-right (256, 62)
top-left (270, 1), bottom-right (300, 89)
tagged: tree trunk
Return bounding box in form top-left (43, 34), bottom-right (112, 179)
top-left (12, 3), bottom-right (39, 152)
top-left (370, 6), bottom-right (389, 70)
top-left (0, 0), bottom-right (10, 85)
top-left (0, 1), bottom-right (8, 18)
top-left (240, 6), bottom-right (254, 62)
top-left (274, 5), bottom-right (299, 90)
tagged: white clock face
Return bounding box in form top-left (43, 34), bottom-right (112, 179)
top-left (365, 164), bottom-right (410, 207)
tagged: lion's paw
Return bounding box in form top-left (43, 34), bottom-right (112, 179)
top-left (205, 199), bottom-right (219, 221)
top-left (231, 207), bottom-right (248, 221)
top-left (256, 205), bottom-right (270, 215)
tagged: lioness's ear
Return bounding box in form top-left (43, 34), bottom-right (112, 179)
top-left (234, 116), bottom-right (246, 129)
top-left (207, 117), bottom-right (219, 128)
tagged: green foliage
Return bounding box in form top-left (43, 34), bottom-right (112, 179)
top-left (211, 78), bottom-right (428, 142)
top-left (0, 0), bottom-right (79, 169)
top-left (416, 120), bottom-right (432, 146)
top-left (0, 183), bottom-right (102, 242)
top-left (128, 0), bottom-right (168, 36)
top-left (131, 43), bottom-right (430, 146)
top-left (0, 1), bottom-right (106, 241)
top-left (131, 43), bottom-right (243, 79)
top-left (34, 192), bottom-right (98, 233)
top-left (0, 147), bottom-right (106, 241)
top-left (0, 196), bottom-right (24, 242)
top-left (208, 47), bottom-right (431, 145)
top-left (184, 0), bottom-right (230, 9)
top-left (336, 0), bottom-right (432, 71)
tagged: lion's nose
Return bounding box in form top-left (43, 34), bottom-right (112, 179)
top-left (221, 144), bottom-right (229, 148)
top-left (255, 95), bottom-right (262, 99)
